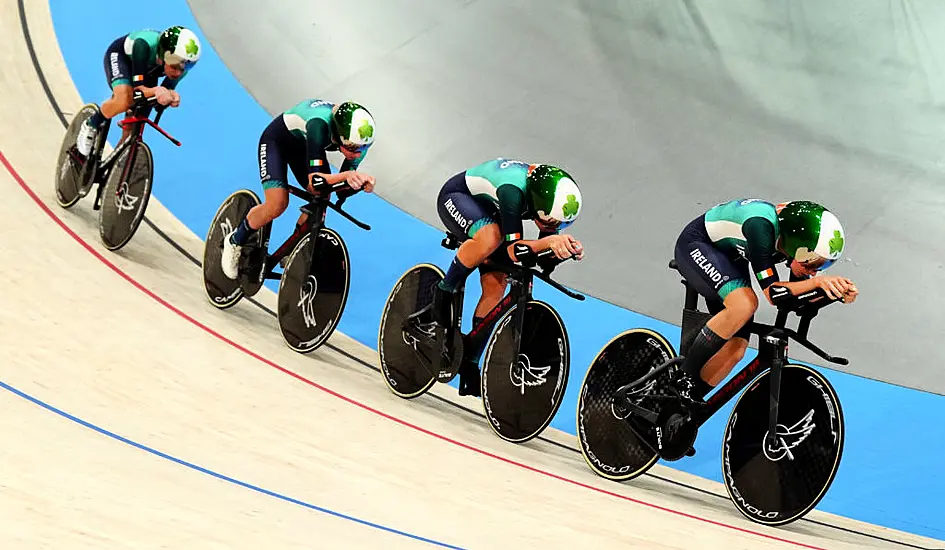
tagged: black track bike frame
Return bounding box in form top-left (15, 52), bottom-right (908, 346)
top-left (615, 261), bottom-right (847, 451)
top-left (438, 234), bottom-right (584, 366)
top-left (261, 181), bottom-right (369, 281)
top-left (73, 95), bottom-right (180, 210)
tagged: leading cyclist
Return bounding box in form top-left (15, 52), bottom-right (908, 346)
top-left (671, 199), bottom-right (859, 405)
top-left (76, 26), bottom-right (201, 156)
top-left (430, 158), bottom-right (585, 396)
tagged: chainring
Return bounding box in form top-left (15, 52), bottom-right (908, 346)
top-left (655, 401), bottom-right (698, 461)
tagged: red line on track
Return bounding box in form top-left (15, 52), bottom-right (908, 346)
top-left (0, 150), bottom-right (825, 550)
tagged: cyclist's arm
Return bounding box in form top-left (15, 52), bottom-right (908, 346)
top-left (301, 118), bottom-right (336, 186)
top-left (494, 184), bottom-right (556, 260)
top-left (298, 118), bottom-right (368, 192)
top-left (744, 217), bottom-right (819, 304)
top-left (129, 38), bottom-right (152, 90)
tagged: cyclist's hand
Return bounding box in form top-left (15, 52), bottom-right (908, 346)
top-left (167, 91), bottom-right (181, 108)
top-left (154, 86), bottom-right (174, 106)
top-left (841, 282), bottom-right (859, 304)
top-left (567, 236), bottom-right (585, 261)
top-left (814, 275), bottom-right (854, 301)
top-left (547, 234), bottom-right (580, 260)
top-left (346, 172), bottom-right (375, 192)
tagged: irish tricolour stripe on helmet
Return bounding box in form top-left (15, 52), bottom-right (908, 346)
top-left (332, 102), bottom-right (375, 149)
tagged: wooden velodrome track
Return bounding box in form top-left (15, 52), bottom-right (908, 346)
top-left (1, 1), bottom-right (942, 548)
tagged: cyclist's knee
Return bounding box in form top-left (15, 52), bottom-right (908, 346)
top-left (723, 286), bottom-right (758, 322)
top-left (473, 223), bottom-right (502, 251)
top-left (264, 190), bottom-right (289, 217)
top-left (113, 86), bottom-right (134, 111)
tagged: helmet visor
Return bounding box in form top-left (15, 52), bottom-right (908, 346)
top-left (164, 52), bottom-right (197, 71)
top-left (340, 140), bottom-right (367, 154)
top-left (800, 255), bottom-right (836, 272)
top-left (535, 213), bottom-right (573, 232)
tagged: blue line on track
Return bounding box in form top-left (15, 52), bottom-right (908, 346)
top-left (0, 379), bottom-right (463, 549)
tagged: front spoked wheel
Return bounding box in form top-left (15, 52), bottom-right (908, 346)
top-left (277, 228), bottom-right (351, 353)
top-left (378, 264), bottom-right (444, 399)
top-left (55, 103), bottom-right (98, 208)
top-left (99, 142), bottom-right (153, 251)
top-left (481, 300), bottom-right (570, 443)
top-left (722, 363), bottom-right (845, 526)
top-left (203, 189), bottom-right (260, 309)
top-left (576, 329), bottom-right (676, 481)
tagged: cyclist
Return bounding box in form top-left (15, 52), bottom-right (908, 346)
top-left (76, 26), bottom-right (201, 156)
top-left (430, 158), bottom-right (585, 396)
top-left (672, 199), bottom-right (858, 405)
top-left (221, 98), bottom-right (377, 279)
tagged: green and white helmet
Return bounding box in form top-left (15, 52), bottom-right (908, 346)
top-left (526, 164), bottom-right (582, 229)
top-left (331, 102), bottom-right (375, 151)
top-left (158, 26), bottom-right (201, 69)
top-left (777, 201), bottom-right (845, 271)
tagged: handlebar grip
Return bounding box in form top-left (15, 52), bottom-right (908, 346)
top-left (776, 286), bottom-right (843, 315)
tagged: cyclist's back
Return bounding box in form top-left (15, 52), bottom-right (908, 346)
top-left (702, 199), bottom-right (781, 260)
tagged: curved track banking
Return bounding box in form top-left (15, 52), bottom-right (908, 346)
top-left (0, 0), bottom-right (941, 547)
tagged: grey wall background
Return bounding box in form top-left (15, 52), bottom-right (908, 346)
top-left (188, 0), bottom-right (944, 394)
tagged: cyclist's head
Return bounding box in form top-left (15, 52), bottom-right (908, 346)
top-left (331, 102), bottom-right (375, 157)
top-left (526, 164), bottom-right (582, 231)
top-left (158, 26), bottom-right (201, 76)
top-left (776, 200), bottom-right (845, 272)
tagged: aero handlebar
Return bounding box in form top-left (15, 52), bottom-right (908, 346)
top-left (756, 287), bottom-right (849, 365)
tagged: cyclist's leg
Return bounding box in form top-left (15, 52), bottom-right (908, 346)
top-left (244, 118), bottom-right (293, 234)
top-left (221, 117), bottom-right (290, 278)
top-left (673, 218), bottom-right (757, 401)
top-left (700, 297), bottom-right (753, 390)
top-left (77, 38), bottom-right (134, 155)
top-left (267, 141), bottom-right (315, 262)
top-left (433, 173), bottom-right (501, 303)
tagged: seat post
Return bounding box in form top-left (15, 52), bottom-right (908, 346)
top-left (684, 285), bottom-right (699, 311)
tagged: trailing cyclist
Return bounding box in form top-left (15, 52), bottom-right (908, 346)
top-left (671, 199), bottom-right (858, 405)
top-left (76, 26), bottom-right (201, 156)
top-left (221, 98), bottom-right (378, 280)
top-left (431, 158), bottom-right (585, 396)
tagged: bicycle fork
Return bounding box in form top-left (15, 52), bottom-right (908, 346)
top-left (760, 331), bottom-right (789, 451)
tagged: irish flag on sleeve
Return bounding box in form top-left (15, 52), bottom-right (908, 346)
top-left (756, 267), bottom-right (775, 281)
